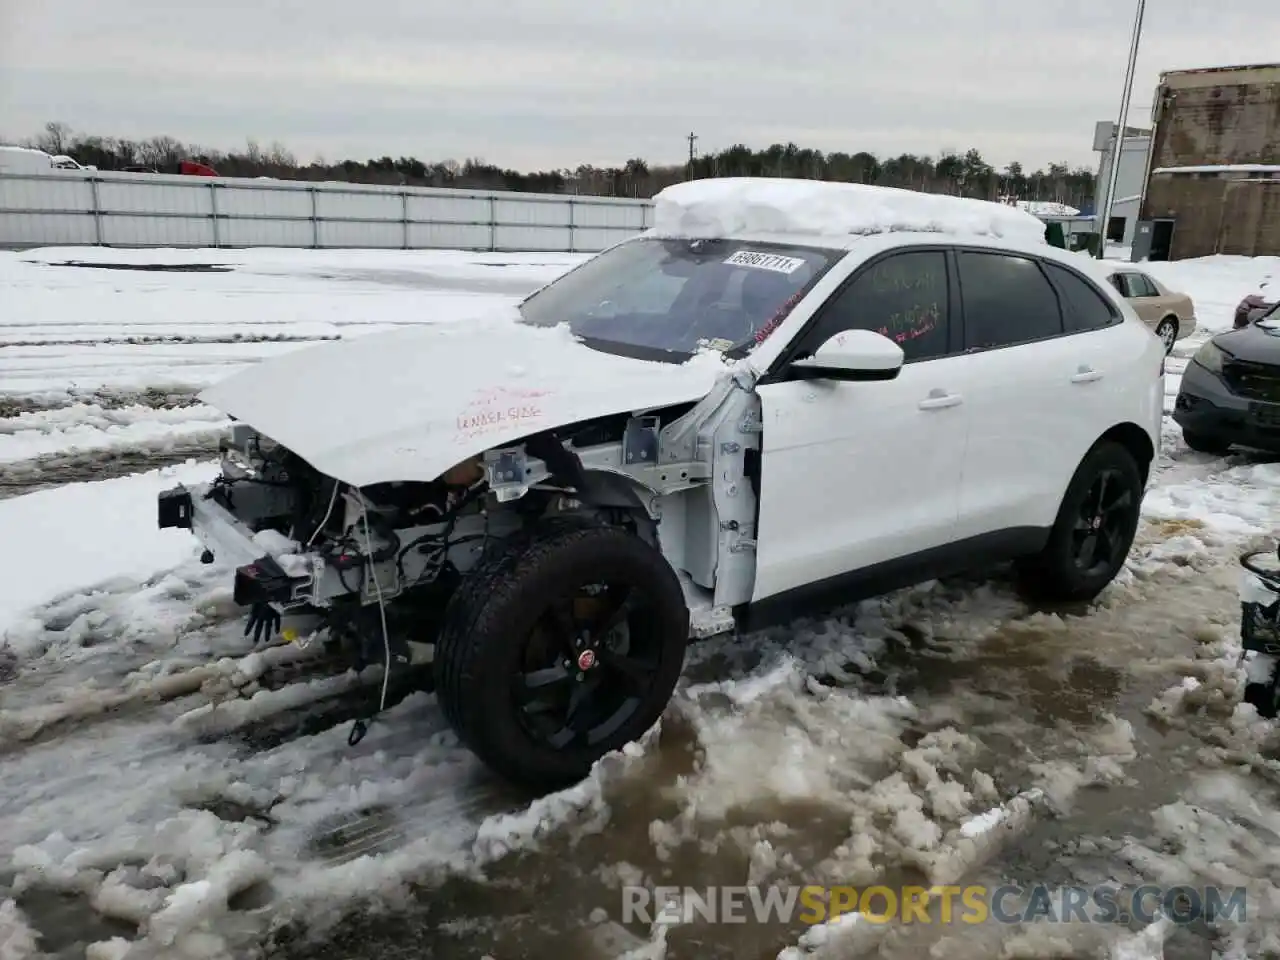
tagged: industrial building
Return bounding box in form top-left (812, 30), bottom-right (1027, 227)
top-left (1092, 121), bottom-right (1152, 247)
top-left (1135, 63), bottom-right (1280, 261)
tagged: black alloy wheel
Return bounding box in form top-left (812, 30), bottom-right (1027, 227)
top-left (1070, 468), bottom-right (1135, 579)
top-left (1015, 440), bottom-right (1144, 604)
top-left (434, 519), bottom-right (689, 790)
top-left (514, 580), bottom-right (664, 751)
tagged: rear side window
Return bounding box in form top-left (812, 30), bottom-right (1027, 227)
top-left (956, 251), bottom-right (1063, 349)
top-left (1128, 273), bottom-right (1159, 297)
top-left (1043, 262), bottom-right (1120, 333)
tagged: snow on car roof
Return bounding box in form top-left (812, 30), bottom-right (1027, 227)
top-left (650, 177), bottom-right (1049, 247)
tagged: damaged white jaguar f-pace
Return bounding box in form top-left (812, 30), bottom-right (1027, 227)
top-left (157, 178), bottom-right (1165, 790)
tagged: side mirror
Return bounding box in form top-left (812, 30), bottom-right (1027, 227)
top-left (786, 329), bottom-right (904, 382)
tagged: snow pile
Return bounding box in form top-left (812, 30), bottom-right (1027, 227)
top-left (651, 177), bottom-right (1049, 246)
top-left (1142, 461), bottom-right (1280, 538)
top-left (0, 461), bottom-right (215, 638)
top-left (1016, 200), bottom-right (1080, 217)
top-left (0, 899), bottom-right (41, 958)
top-left (659, 659), bottom-right (918, 826)
top-left (1118, 775), bottom-right (1280, 958)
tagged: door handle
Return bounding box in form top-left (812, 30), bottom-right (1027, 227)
top-left (918, 391), bottom-right (963, 410)
top-left (1071, 366), bottom-right (1103, 384)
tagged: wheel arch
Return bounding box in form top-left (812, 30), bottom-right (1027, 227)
top-left (1095, 422), bottom-right (1156, 487)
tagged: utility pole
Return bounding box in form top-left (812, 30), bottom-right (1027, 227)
top-left (686, 132), bottom-right (698, 181)
top-left (1096, 0), bottom-right (1147, 259)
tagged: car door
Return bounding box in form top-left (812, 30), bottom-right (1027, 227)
top-left (1142, 274), bottom-right (1188, 324)
top-left (751, 247), bottom-right (971, 602)
top-left (951, 249), bottom-right (1120, 540)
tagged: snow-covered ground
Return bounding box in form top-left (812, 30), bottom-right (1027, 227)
top-left (0, 245), bottom-right (1278, 960)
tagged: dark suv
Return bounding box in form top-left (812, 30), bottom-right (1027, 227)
top-left (1175, 301), bottom-right (1280, 454)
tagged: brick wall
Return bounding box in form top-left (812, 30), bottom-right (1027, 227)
top-left (1143, 177), bottom-right (1280, 258)
top-left (1138, 68), bottom-right (1280, 259)
top-left (1148, 79), bottom-right (1280, 170)
top-left (1143, 177), bottom-right (1227, 258)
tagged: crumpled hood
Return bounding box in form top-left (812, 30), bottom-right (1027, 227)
top-left (198, 310), bottom-right (729, 487)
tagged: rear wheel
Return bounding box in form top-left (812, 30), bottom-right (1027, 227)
top-left (435, 519), bottom-right (689, 791)
top-left (1154, 317), bottom-right (1178, 354)
top-left (1015, 441), bottom-right (1143, 604)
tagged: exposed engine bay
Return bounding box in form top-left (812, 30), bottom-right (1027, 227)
top-left (157, 373), bottom-right (764, 744)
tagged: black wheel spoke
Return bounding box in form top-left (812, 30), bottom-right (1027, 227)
top-left (1078, 533), bottom-right (1099, 567)
top-left (1096, 529), bottom-right (1114, 565)
top-left (583, 584), bottom-right (632, 641)
top-left (567, 673), bottom-right (602, 721)
top-left (515, 664), bottom-right (573, 706)
top-left (541, 600), bottom-right (579, 654)
top-left (546, 674), bottom-right (605, 749)
top-left (508, 562), bottom-right (669, 756)
top-left (1070, 468), bottom-right (1136, 574)
top-left (1102, 489), bottom-right (1133, 517)
top-left (598, 648), bottom-right (658, 692)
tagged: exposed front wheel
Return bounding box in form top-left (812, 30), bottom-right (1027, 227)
top-left (1015, 441), bottom-right (1144, 604)
top-left (434, 519), bottom-right (689, 791)
top-left (1154, 317), bottom-right (1178, 354)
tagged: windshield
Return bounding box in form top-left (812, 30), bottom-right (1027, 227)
top-left (517, 237), bottom-right (844, 362)
top-left (1260, 302), bottom-right (1280, 329)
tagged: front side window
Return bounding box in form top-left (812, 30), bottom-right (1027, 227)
top-left (957, 251), bottom-right (1063, 349)
top-left (799, 250), bottom-right (951, 363)
top-left (517, 238), bottom-right (843, 363)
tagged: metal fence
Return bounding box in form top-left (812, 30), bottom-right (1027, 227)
top-left (0, 170), bottom-right (655, 252)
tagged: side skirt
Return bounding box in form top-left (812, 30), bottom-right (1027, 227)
top-left (732, 526), bottom-right (1050, 635)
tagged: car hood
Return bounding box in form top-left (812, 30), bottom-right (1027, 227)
top-left (1215, 321), bottom-right (1280, 364)
top-left (198, 309), bottom-right (730, 487)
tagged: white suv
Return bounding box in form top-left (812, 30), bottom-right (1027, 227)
top-left (156, 179), bottom-right (1165, 790)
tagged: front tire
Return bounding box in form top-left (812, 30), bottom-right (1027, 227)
top-left (435, 519), bottom-right (689, 791)
top-left (1015, 441), bottom-right (1144, 604)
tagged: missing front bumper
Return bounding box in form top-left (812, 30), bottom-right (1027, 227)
top-left (158, 481), bottom-right (316, 607)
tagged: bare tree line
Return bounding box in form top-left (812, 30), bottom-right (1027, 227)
top-left (10, 121), bottom-right (1098, 210)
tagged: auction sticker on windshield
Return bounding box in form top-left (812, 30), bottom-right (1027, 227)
top-left (724, 250), bottom-right (807, 274)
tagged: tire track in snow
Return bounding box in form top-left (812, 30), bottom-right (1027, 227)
top-left (0, 401), bottom-right (230, 496)
top-left (0, 437), bottom-right (223, 498)
top-left (0, 387), bottom-right (203, 418)
top-left (0, 333), bottom-right (340, 348)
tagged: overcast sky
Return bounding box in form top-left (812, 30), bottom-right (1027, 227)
top-left (1, 0), bottom-right (1276, 173)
